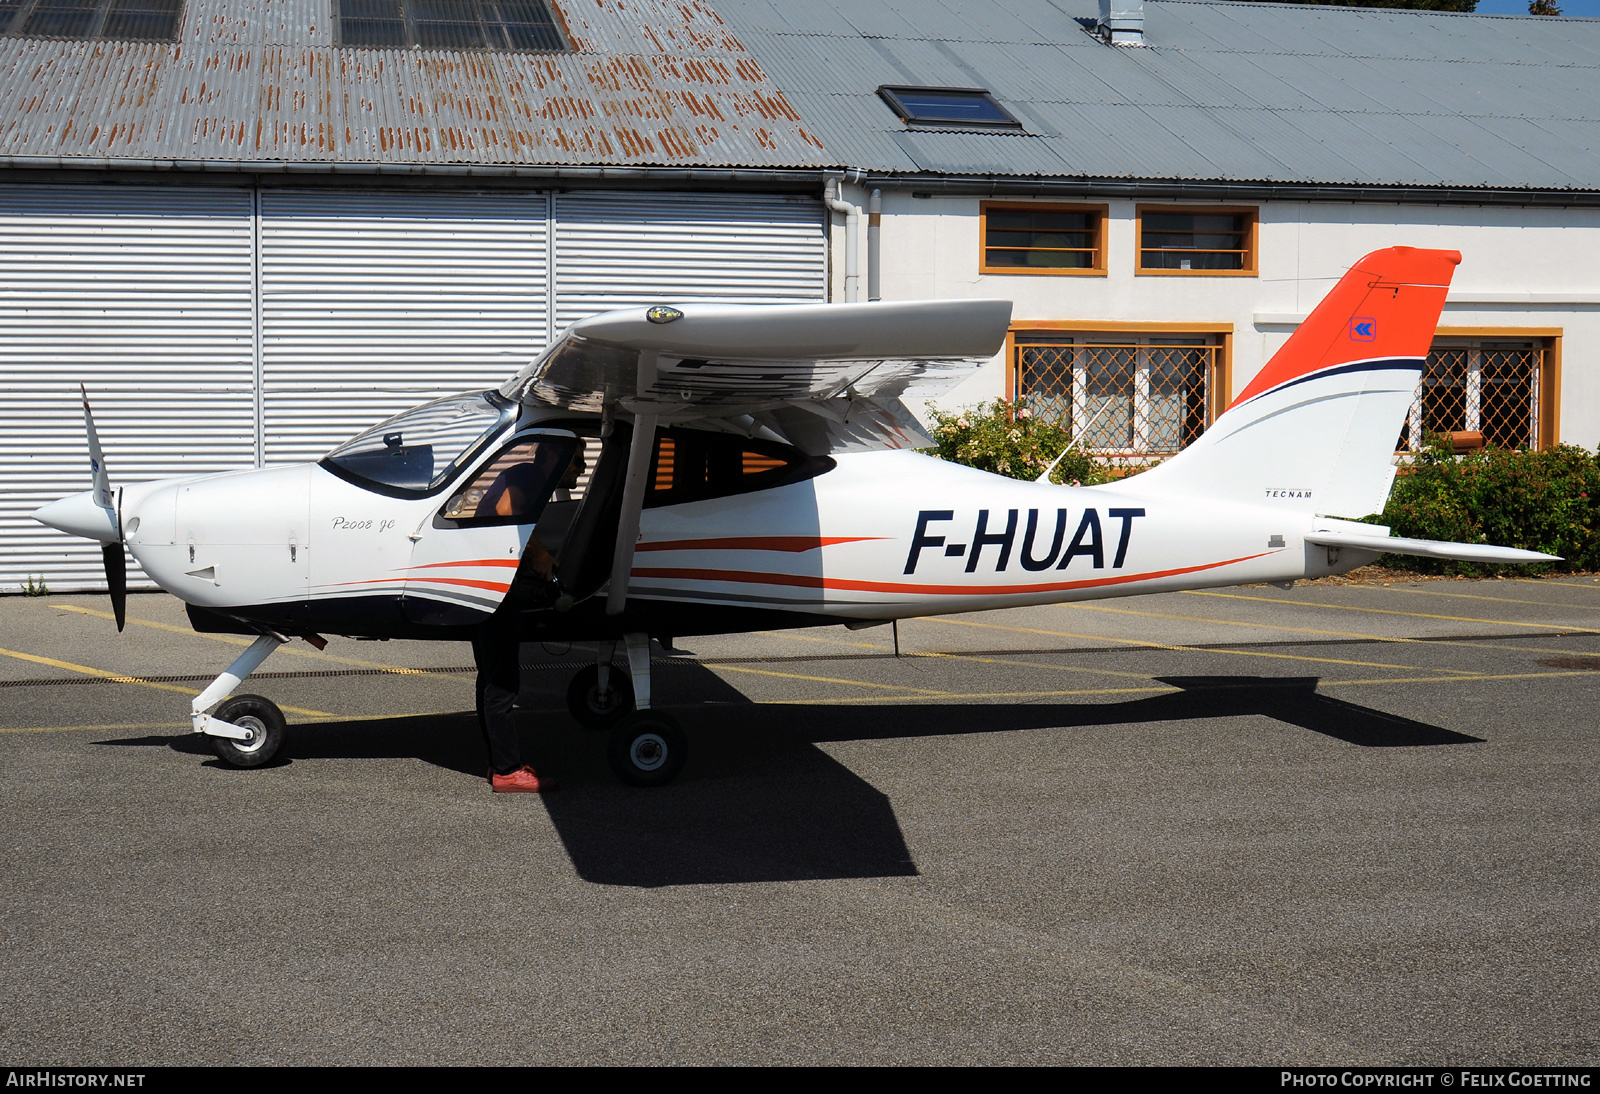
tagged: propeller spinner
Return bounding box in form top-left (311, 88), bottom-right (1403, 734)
top-left (31, 386), bottom-right (127, 631)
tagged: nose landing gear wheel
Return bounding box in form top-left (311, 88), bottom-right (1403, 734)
top-left (606, 711), bottom-right (687, 787)
top-left (209, 694), bottom-right (287, 768)
top-left (566, 663), bottom-right (635, 729)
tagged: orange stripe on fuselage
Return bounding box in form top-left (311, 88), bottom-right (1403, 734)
top-left (404, 558), bottom-right (521, 570)
top-left (635, 536), bottom-right (886, 553)
top-left (631, 551), bottom-right (1276, 597)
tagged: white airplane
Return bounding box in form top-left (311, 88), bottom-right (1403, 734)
top-left (34, 246), bottom-right (1556, 785)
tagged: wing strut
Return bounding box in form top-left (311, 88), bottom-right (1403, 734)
top-left (606, 352), bottom-right (661, 616)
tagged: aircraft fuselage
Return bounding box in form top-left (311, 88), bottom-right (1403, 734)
top-left (99, 402), bottom-right (1368, 644)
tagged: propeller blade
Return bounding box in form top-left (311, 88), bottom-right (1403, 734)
top-left (79, 382), bottom-right (114, 512)
top-left (102, 541), bottom-right (126, 633)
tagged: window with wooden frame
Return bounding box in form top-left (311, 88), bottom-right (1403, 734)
top-left (1007, 322), bottom-right (1233, 463)
top-left (980, 203), bottom-right (1107, 276)
top-left (1136, 206), bottom-right (1257, 275)
top-left (1400, 330), bottom-right (1561, 453)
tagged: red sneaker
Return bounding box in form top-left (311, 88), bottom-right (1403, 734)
top-left (490, 766), bottom-right (552, 793)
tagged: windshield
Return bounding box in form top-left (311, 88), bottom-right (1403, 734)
top-left (322, 391), bottom-right (516, 495)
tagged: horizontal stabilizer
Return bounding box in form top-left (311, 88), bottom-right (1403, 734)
top-left (1305, 530), bottom-right (1559, 564)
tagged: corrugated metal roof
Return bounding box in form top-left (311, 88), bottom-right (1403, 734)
top-left (4, 0), bottom-right (1600, 189)
top-left (717, 0), bottom-right (1600, 190)
top-left (0, 0), bottom-right (832, 168)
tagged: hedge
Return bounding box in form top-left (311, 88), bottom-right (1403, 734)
top-left (924, 401), bottom-right (1598, 574)
top-left (1366, 438), bottom-right (1600, 574)
top-left (924, 398), bottom-right (1109, 486)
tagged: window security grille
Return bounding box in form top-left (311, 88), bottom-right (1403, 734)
top-left (1016, 337), bottom-right (1216, 463)
top-left (1402, 343), bottom-right (1542, 452)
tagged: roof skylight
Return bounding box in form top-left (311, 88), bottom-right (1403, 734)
top-left (878, 86), bottom-right (1022, 130)
top-left (335, 0), bottom-right (566, 52)
top-left (0, 0), bottom-right (184, 42)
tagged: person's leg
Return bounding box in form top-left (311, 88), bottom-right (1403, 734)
top-left (471, 609), bottom-right (522, 777)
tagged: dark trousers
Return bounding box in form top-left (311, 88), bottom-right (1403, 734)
top-left (471, 608), bottom-right (522, 775)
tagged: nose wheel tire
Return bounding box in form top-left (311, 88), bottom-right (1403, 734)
top-left (606, 711), bottom-right (687, 787)
top-left (209, 694), bottom-right (287, 769)
top-left (566, 663), bottom-right (635, 729)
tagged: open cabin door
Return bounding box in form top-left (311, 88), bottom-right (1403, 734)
top-left (402, 429), bottom-right (578, 626)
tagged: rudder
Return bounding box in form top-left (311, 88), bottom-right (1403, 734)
top-left (1108, 247), bottom-right (1460, 518)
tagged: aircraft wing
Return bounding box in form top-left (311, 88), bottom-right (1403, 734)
top-left (500, 299), bottom-right (1014, 452)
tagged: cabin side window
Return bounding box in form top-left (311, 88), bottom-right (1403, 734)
top-left (644, 430), bottom-right (830, 508)
top-left (435, 436), bottom-right (578, 528)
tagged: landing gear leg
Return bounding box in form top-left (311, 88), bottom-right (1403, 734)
top-left (566, 639), bottom-right (634, 729)
top-left (192, 633), bottom-right (289, 768)
top-left (597, 415), bottom-right (684, 786)
top-left (606, 633), bottom-right (687, 787)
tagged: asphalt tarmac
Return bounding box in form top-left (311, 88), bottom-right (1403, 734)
top-left (1, 576), bottom-right (1598, 1065)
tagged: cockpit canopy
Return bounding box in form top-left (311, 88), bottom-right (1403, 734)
top-left (321, 391), bottom-right (516, 496)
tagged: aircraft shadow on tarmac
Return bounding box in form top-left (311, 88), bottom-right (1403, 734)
top-left (100, 660), bottom-right (1479, 889)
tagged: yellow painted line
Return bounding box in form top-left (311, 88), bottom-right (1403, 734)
top-left (919, 614), bottom-right (1479, 676)
top-left (1318, 669), bottom-right (1597, 688)
top-left (777, 685), bottom-right (1180, 705)
top-left (0, 721), bottom-right (186, 734)
top-left (929, 610), bottom-right (1388, 649)
top-left (921, 610), bottom-right (1599, 662)
top-left (759, 668), bottom-right (1600, 705)
top-left (1343, 584), bottom-right (1600, 612)
top-left (0, 646), bottom-right (213, 697)
top-left (0, 709), bottom-right (479, 735)
top-left (1067, 602), bottom-right (1483, 660)
top-left (915, 649), bottom-right (1171, 683)
top-left (1182, 590), bottom-right (1600, 633)
top-left (713, 663), bottom-right (952, 695)
top-left (51, 604), bottom-right (460, 678)
top-left (756, 629), bottom-right (890, 653)
top-left (918, 614), bottom-right (1181, 648)
top-left (0, 646), bottom-right (332, 718)
top-left (758, 626), bottom-right (1166, 683)
top-left (1066, 606), bottom-right (1481, 675)
top-left (11, 663), bottom-right (1590, 727)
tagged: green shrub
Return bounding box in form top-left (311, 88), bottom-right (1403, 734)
top-left (924, 398), bottom-right (1110, 486)
top-left (1370, 437), bottom-right (1600, 574)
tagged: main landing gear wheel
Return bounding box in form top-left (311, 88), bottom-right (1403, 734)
top-left (606, 711), bottom-right (687, 788)
top-left (566, 663), bottom-right (635, 729)
top-left (209, 694), bottom-right (287, 769)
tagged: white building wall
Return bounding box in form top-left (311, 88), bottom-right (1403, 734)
top-left (828, 184), bottom-right (1600, 449)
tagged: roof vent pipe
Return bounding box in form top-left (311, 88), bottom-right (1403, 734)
top-left (1098, 0), bottom-right (1144, 45)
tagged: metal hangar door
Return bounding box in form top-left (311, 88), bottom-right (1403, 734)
top-left (1, 185), bottom-right (824, 592)
top-left (0, 185), bottom-right (256, 591)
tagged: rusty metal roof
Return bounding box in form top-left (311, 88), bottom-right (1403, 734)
top-left (5, 0), bottom-right (1600, 193)
top-left (0, 0), bottom-right (832, 168)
